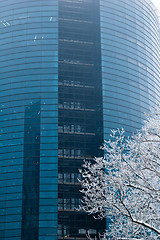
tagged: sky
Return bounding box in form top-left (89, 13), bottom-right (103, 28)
top-left (151, 0), bottom-right (160, 12)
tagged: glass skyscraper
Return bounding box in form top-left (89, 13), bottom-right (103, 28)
top-left (0, 0), bottom-right (159, 239)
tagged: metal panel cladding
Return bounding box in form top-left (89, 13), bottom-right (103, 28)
top-left (0, 1), bottom-right (58, 240)
top-left (100, 0), bottom-right (160, 139)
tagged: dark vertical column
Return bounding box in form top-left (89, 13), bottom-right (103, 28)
top-left (22, 101), bottom-right (41, 240)
top-left (58, 0), bottom-right (105, 238)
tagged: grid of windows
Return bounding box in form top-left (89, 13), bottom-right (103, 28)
top-left (100, 0), bottom-right (160, 139)
top-left (0, 0), bottom-right (160, 240)
top-left (58, 0), bottom-right (105, 239)
top-left (0, 0), bottom-right (58, 239)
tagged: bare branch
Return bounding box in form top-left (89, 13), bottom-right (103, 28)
top-left (79, 106), bottom-right (160, 239)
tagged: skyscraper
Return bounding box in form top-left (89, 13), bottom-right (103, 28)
top-left (0, 0), bottom-right (159, 239)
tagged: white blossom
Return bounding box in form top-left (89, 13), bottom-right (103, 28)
top-left (79, 107), bottom-right (160, 240)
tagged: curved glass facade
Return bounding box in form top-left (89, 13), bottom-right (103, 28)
top-left (0, 0), bottom-right (160, 240)
top-left (0, 0), bottom-right (58, 239)
top-left (100, 0), bottom-right (160, 139)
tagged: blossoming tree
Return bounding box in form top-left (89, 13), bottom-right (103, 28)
top-left (80, 108), bottom-right (160, 240)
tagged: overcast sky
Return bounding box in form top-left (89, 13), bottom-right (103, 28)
top-left (151, 0), bottom-right (160, 11)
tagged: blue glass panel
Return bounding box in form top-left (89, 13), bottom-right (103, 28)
top-left (100, 0), bottom-right (160, 138)
top-left (0, 0), bottom-right (58, 239)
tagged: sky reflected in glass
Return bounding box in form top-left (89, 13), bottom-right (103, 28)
top-left (151, 0), bottom-right (160, 11)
